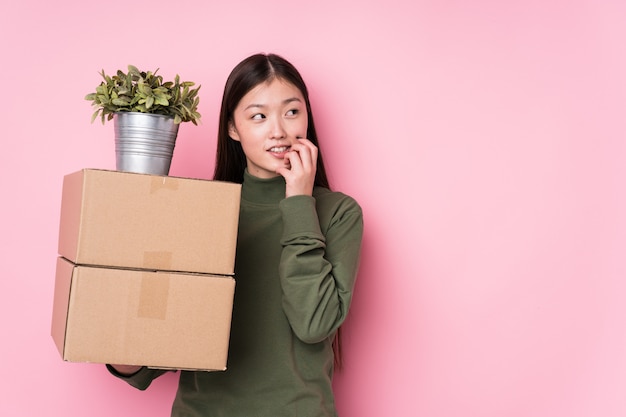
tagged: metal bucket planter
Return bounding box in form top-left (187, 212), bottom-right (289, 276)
top-left (114, 112), bottom-right (179, 176)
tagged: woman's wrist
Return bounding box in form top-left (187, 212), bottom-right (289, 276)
top-left (109, 364), bottom-right (143, 376)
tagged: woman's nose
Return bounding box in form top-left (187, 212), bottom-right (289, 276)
top-left (269, 118), bottom-right (286, 139)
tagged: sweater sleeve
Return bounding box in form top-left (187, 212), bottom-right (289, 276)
top-left (105, 365), bottom-right (170, 391)
top-left (278, 193), bottom-right (363, 344)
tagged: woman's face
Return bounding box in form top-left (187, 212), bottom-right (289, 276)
top-left (229, 78), bottom-right (308, 179)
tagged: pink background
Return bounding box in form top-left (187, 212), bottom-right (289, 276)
top-left (1, 1), bottom-right (625, 416)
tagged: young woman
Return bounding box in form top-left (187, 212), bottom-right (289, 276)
top-left (109, 53), bottom-right (364, 417)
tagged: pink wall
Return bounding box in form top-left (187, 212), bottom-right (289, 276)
top-left (2, 1), bottom-right (625, 416)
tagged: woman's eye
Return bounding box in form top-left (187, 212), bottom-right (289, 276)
top-left (286, 109), bottom-right (299, 117)
top-left (251, 113), bottom-right (265, 120)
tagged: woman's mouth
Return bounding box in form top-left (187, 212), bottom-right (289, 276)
top-left (268, 146), bottom-right (290, 154)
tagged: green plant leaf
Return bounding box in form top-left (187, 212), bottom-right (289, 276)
top-left (137, 83), bottom-right (151, 96)
top-left (87, 65), bottom-right (201, 125)
top-left (112, 98), bottom-right (130, 106)
top-left (154, 96), bottom-right (169, 106)
top-left (128, 65), bottom-right (140, 76)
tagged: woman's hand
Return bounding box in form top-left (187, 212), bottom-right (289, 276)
top-left (110, 364), bottom-right (142, 376)
top-left (276, 138), bottom-right (318, 198)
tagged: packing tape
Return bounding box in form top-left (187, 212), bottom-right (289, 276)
top-left (143, 251), bottom-right (173, 271)
top-left (138, 271), bottom-right (170, 320)
top-left (150, 176), bottom-right (179, 194)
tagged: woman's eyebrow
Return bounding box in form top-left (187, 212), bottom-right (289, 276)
top-left (283, 97), bottom-right (302, 105)
top-left (244, 97), bottom-right (302, 111)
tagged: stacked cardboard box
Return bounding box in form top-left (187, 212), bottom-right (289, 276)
top-left (51, 169), bottom-right (241, 371)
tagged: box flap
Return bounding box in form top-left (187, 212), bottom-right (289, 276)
top-left (50, 257), bottom-right (75, 356)
top-left (57, 170), bottom-right (85, 262)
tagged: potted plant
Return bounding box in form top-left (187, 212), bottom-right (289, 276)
top-left (85, 65), bottom-right (201, 175)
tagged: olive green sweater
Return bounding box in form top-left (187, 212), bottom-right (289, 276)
top-left (110, 171), bottom-right (363, 417)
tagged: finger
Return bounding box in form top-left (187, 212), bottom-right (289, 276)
top-left (275, 155), bottom-right (293, 176)
top-left (284, 149), bottom-right (303, 173)
top-left (296, 138), bottom-right (318, 167)
top-left (289, 144), bottom-right (309, 170)
top-left (290, 142), bottom-right (316, 171)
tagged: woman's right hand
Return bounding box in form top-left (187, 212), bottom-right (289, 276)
top-left (277, 138), bottom-right (318, 198)
top-left (110, 364), bottom-right (142, 376)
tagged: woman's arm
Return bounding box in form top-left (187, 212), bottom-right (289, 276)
top-left (106, 364), bottom-right (170, 391)
top-left (109, 364), bottom-right (143, 376)
top-left (278, 192), bottom-right (363, 343)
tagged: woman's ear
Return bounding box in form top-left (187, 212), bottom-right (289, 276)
top-left (228, 121), bottom-right (240, 142)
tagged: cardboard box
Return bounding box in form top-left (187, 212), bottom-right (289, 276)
top-left (58, 169), bottom-right (241, 275)
top-left (51, 257), bottom-right (235, 371)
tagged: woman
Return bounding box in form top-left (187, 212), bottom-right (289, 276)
top-left (109, 53), bottom-right (364, 417)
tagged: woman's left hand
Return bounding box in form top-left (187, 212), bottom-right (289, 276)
top-left (276, 138), bottom-right (318, 198)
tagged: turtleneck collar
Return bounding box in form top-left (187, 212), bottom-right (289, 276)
top-left (241, 169), bottom-right (286, 205)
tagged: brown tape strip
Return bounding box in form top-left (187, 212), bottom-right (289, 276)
top-left (150, 176), bottom-right (179, 194)
top-left (138, 272), bottom-right (170, 320)
top-left (143, 251), bottom-right (173, 271)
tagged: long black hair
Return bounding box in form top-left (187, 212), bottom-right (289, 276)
top-left (213, 53), bottom-right (330, 189)
top-left (213, 53), bottom-right (344, 367)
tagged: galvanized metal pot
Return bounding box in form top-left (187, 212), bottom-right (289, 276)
top-left (114, 112), bottom-right (179, 175)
